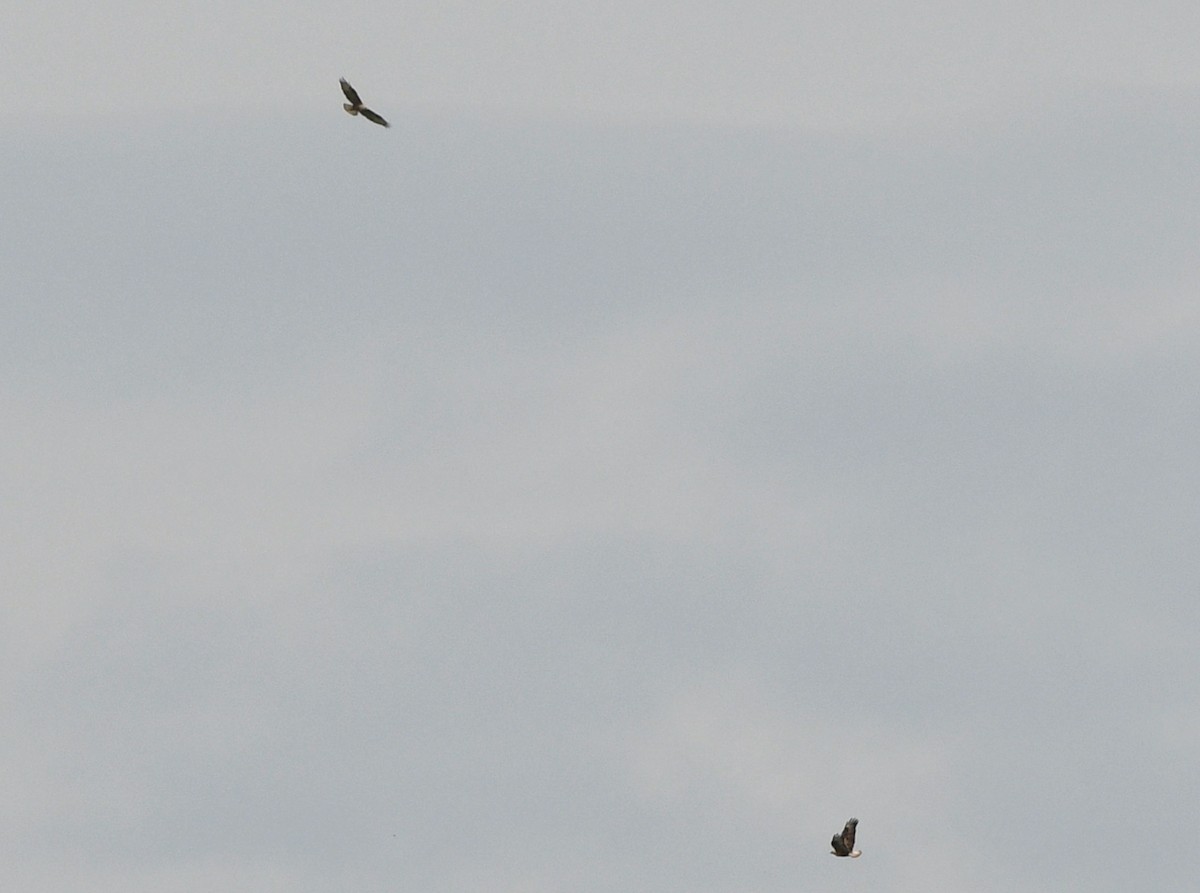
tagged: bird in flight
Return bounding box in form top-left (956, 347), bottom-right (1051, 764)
top-left (830, 818), bottom-right (861, 858)
top-left (339, 78), bottom-right (389, 128)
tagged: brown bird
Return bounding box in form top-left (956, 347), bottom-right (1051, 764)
top-left (830, 818), bottom-right (861, 858)
top-left (339, 78), bottom-right (389, 128)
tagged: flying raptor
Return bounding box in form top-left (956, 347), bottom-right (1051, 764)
top-left (339, 78), bottom-right (389, 128)
top-left (830, 818), bottom-right (861, 858)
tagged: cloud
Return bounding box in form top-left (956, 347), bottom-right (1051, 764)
top-left (3, 52), bottom-right (1200, 891)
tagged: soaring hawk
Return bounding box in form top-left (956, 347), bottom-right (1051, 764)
top-left (830, 818), bottom-right (861, 858)
top-left (339, 78), bottom-right (389, 128)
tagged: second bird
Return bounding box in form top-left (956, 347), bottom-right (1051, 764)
top-left (830, 818), bottom-right (861, 858)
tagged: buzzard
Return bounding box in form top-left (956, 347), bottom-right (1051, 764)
top-left (830, 818), bottom-right (861, 858)
top-left (339, 78), bottom-right (389, 128)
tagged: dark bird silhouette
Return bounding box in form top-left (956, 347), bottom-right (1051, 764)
top-left (339, 78), bottom-right (389, 127)
top-left (830, 818), bottom-right (861, 858)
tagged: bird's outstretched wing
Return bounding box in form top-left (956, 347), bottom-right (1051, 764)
top-left (340, 78), bottom-right (362, 106)
top-left (359, 106), bottom-right (390, 127)
top-left (841, 819), bottom-right (857, 853)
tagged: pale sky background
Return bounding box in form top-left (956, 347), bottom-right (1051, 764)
top-left (3, 2), bottom-right (1200, 891)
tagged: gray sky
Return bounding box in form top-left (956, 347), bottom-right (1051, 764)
top-left (4, 2), bottom-right (1200, 891)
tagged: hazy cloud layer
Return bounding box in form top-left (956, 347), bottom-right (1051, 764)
top-left (3, 4), bottom-right (1200, 892)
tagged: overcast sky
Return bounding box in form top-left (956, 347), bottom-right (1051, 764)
top-left (4, 3), bottom-right (1200, 891)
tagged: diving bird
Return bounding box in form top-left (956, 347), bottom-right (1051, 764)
top-left (830, 818), bottom-right (861, 858)
top-left (339, 78), bottom-right (389, 127)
